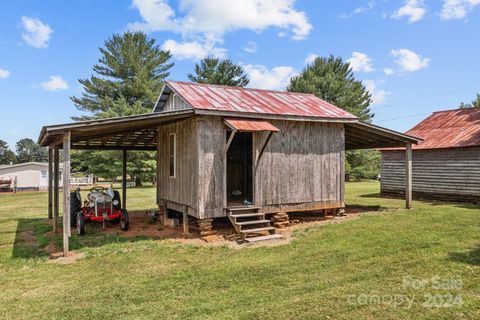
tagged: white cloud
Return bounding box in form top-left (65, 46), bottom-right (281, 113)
top-left (304, 53), bottom-right (318, 65)
top-left (21, 16), bottom-right (53, 48)
top-left (440, 0), bottom-right (480, 20)
top-left (39, 76), bottom-right (69, 91)
top-left (364, 80), bottom-right (389, 105)
top-left (130, 0), bottom-right (312, 39)
top-left (340, 1), bottom-right (375, 18)
top-left (392, 0), bottom-right (426, 23)
top-left (390, 49), bottom-right (430, 72)
top-left (347, 52), bottom-right (374, 73)
top-left (243, 41), bottom-right (257, 53)
top-left (384, 68), bottom-right (395, 76)
top-left (129, 0), bottom-right (312, 60)
top-left (161, 39), bottom-right (226, 60)
top-left (243, 64), bottom-right (297, 90)
top-left (0, 68), bottom-right (10, 79)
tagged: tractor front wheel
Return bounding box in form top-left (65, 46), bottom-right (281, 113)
top-left (77, 213), bottom-right (85, 236)
top-left (120, 209), bottom-right (129, 231)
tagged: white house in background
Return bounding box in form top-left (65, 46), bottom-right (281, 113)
top-left (0, 162), bottom-right (96, 192)
top-left (0, 162), bottom-right (67, 191)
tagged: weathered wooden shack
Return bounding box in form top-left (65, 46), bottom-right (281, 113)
top-left (38, 81), bottom-right (419, 253)
top-left (381, 108), bottom-right (480, 203)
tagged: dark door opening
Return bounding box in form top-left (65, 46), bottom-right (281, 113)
top-left (226, 132), bottom-right (253, 206)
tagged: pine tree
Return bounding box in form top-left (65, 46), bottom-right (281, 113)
top-left (71, 31), bottom-right (173, 120)
top-left (287, 55), bottom-right (373, 121)
top-left (188, 57), bottom-right (249, 87)
top-left (70, 32), bottom-right (174, 184)
top-left (459, 93), bottom-right (480, 109)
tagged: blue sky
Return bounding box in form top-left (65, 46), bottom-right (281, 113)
top-left (1, 0), bottom-right (479, 148)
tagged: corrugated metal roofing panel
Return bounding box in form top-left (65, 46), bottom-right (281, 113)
top-left (165, 81), bottom-right (357, 120)
top-left (403, 108), bottom-right (480, 150)
top-left (224, 119), bottom-right (280, 132)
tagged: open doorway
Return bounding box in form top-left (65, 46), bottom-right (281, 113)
top-left (226, 131), bottom-right (253, 206)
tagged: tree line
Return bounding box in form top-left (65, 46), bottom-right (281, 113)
top-left (5, 31), bottom-right (477, 181)
top-left (0, 138), bottom-right (48, 165)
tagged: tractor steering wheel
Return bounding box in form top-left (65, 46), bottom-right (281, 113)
top-left (90, 186), bottom-right (105, 193)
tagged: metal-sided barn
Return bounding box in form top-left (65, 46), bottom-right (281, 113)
top-left (38, 81), bottom-right (419, 254)
top-left (381, 108), bottom-right (480, 203)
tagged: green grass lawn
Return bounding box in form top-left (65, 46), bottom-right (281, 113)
top-left (0, 182), bottom-right (479, 319)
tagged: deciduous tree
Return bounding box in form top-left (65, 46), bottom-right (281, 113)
top-left (15, 138), bottom-right (47, 163)
top-left (0, 140), bottom-right (16, 165)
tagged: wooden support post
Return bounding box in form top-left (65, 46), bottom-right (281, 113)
top-left (222, 130), bottom-right (236, 160)
top-left (163, 201), bottom-right (168, 226)
top-left (255, 131), bottom-right (274, 167)
top-left (63, 131), bottom-right (71, 256)
top-left (182, 206), bottom-right (189, 235)
top-left (47, 148), bottom-right (53, 219)
top-left (122, 150), bottom-right (127, 210)
top-left (405, 142), bottom-right (413, 209)
top-left (53, 147), bottom-right (60, 233)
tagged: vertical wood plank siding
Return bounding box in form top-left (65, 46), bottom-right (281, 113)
top-left (158, 115), bottom-right (346, 219)
top-left (381, 147), bottom-right (480, 202)
top-left (163, 93), bottom-right (192, 112)
top-left (196, 116), bottom-right (225, 218)
top-left (157, 118), bottom-right (198, 211)
top-left (254, 120), bottom-right (345, 213)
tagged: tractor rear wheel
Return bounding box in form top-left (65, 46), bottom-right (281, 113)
top-left (77, 213), bottom-right (85, 235)
top-left (70, 191), bottom-right (81, 227)
top-left (120, 209), bottom-right (129, 231)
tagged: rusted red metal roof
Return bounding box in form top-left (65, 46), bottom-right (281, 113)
top-left (165, 81), bottom-right (357, 120)
top-left (224, 118), bottom-right (280, 132)
top-left (403, 108), bottom-right (480, 150)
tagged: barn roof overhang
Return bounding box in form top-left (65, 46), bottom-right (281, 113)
top-left (38, 109), bottom-right (194, 150)
top-left (38, 107), bottom-right (420, 151)
top-left (344, 121), bottom-right (421, 150)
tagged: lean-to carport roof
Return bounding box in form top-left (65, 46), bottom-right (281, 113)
top-left (38, 109), bottom-right (194, 150)
top-left (344, 121), bottom-right (420, 150)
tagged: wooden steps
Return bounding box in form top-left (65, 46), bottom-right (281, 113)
top-left (230, 212), bottom-right (265, 219)
top-left (226, 206), bottom-right (279, 242)
top-left (236, 219), bottom-right (270, 226)
top-left (244, 234), bottom-right (283, 243)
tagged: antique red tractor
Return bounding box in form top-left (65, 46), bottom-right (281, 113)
top-left (70, 187), bottom-right (129, 235)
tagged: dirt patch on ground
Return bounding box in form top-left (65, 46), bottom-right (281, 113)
top-left (48, 251), bottom-right (86, 264)
top-left (44, 207), bottom-right (376, 253)
top-left (44, 241), bottom-right (58, 254)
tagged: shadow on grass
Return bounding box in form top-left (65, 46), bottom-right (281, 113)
top-left (11, 218), bottom-right (159, 260)
top-left (12, 218), bottom-right (52, 259)
top-left (359, 192), bottom-right (383, 199)
top-left (345, 204), bottom-right (382, 213)
top-left (448, 245), bottom-right (480, 266)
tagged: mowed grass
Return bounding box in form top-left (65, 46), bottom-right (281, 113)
top-left (0, 182), bottom-right (479, 319)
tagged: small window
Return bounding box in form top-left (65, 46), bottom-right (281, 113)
top-left (41, 170), bottom-right (47, 178)
top-left (169, 133), bottom-right (176, 178)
